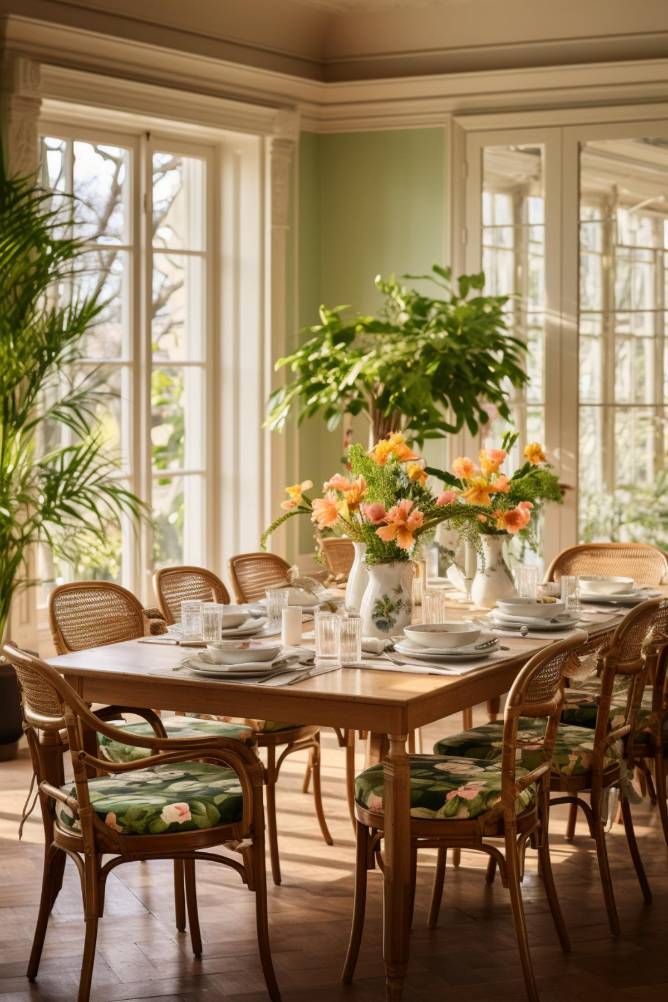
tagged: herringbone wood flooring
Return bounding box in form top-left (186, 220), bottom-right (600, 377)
top-left (1, 712), bottom-right (668, 1002)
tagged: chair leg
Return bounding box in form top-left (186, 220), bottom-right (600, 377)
top-left (565, 800), bottom-right (578, 841)
top-left (620, 794), bottom-right (652, 904)
top-left (174, 859), bottom-right (186, 932)
top-left (345, 732), bottom-right (357, 831)
top-left (27, 844), bottom-right (64, 981)
top-left (654, 751), bottom-right (668, 847)
top-left (485, 854), bottom-right (497, 885)
top-left (428, 847), bottom-right (446, 928)
top-left (452, 848), bottom-right (461, 868)
top-left (184, 860), bottom-right (203, 958)
top-left (592, 811), bottom-right (620, 937)
top-left (251, 838), bottom-right (282, 1001)
top-left (265, 745), bottom-right (282, 886)
top-left (537, 827), bottom-right (571, 953)
top-left (302, 758), bottom-right (312, 794)
top-left (310, 734), bottom-right (334, 847)
top-left (342, 821), bottom-right (370, 984)
top-left (505, 832), bottom-right (539, 1002)
top-left (486, 696), bottom-right (501, 722)
top-left (462, 707), bottom-right (474, 730)
top-left (78, 855), bottom-right (101, 1002)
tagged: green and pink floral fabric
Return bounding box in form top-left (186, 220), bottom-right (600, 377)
top-left (433, 719), bottom-right (621, 777)
top-left (56, 761), bottom-right (244, 835)
top-left (561, 676), bottom-right (653, 734)
top-left (354, 754), bottom-right (535, 820)
top-left (99, 715), bottom-right (256, 764)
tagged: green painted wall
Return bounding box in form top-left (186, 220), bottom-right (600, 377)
top-left (296, 128), bottom-right (446, 553)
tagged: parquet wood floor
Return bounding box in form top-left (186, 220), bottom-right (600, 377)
top-left (1, 711), bottom-right (667, 1002)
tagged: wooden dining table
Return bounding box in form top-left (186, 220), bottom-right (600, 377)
top-left (46, 609), bottom-right (628, 1001)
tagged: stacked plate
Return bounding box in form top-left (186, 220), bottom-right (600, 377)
top-left (578, 576), bottom-right (660, 606)
top-left (181, 640), bottom-right (309, 679)
top-left (167, 615), bottom-right (269, 642)
top-left (487, 598), bottom-right (579, 632)
top-left (393, 621), bottom-right (500, 666)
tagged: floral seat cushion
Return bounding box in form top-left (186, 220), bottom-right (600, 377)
top-left (99, 716), bottom-right (256, 764)
top-left (562, 676), bottom-right (653, 734)
top-left (354, 754), bottom-right (535, 821)
top-left (56, 761), bottom-right (244, 835)
top-left (434, 718), bottom-right (621, 777)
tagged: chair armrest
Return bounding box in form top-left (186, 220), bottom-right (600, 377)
top-left (94, 705), bottom-right (168, 738)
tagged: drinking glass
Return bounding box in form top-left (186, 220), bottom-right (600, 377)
top-left (339, 614), bottom-right (362, 663)
top-left (181, 600), bottom-right (203, 640)
top-left (315, 612), bottom-right (340, 662)
top-left (560, 575), bottom-right (581, 613)
top-left (201, 602), bottom-right (224, 642)
top-left (515, 565), bottom-right (540, 600)
top-left (265, 586), bottom-right (289, 629)
top-left (423, 590), bottom-right (445, 624)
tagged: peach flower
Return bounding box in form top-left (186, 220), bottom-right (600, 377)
top-left (490, 474), bottom-right (510, 494)
top-left (524, 442), bottom-right (546, 465)
top-left (311, 492), bottom-right (340, 528)
top-left (436, 490), bottom-right (458, 506)
top-left (494, 505), bottom-right (532, 534)
top-left (463, 478), bottom-right (493, 506)
top-left (280, 479), bottom-right (313, 510)
top-left (324, 473), bottom-right (352, 493)
top-left (160, 802), bottom-right (192, 825)
top-left (452, 456), bottom-right (476, 480)
top-left (375, 499), bottom-right (424, 550)
top-left (363, 501), bottom-right (387, 524)
top-left (479, 448), bottom-right (507, 476)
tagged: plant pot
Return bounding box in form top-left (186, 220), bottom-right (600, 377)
top-left (0, 662), bottom-right (22, 761)
top-left (471, 535), bottom-right (516, 608)
top-left (360, 561), bottom-right (414, 639)
top-left (344, 541), bottom-right (369, 614)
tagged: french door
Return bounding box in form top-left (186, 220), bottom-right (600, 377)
top-left (461, 116), bottom-right (668, 565)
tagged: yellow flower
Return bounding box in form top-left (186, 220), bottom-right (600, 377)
top-left (463, 478), bottom-right (494, 507)
top-left (479, 448), bottom-right (507, 476)
top-left (343, 476), bottom-right (367, 511)
top-left (452, 456), bottom-right (476, 480)
top-left (524, 442), bottom-right (546, 465)
top-left (370, 433), bottom-right (418, 465)
top-left (280, 479), bottom-right (313, 510)
top-left (406, 462), bottom-right (428, 486)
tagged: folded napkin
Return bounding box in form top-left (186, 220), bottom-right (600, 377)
top-left (361, 636), bottom-right (393, 655)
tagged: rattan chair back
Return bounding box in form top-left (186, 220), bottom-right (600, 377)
top-left (229, 552), bottom-right (291, 602)
top-left (545, 542), bottom-right (668, 587)
top-left (320, 538), bottom-right (355, 580)
top-left (153, 565), bottom-right (231, 624)
top-left (49, 581), bottom-right (147, 655)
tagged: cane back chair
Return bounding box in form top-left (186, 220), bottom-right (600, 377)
top-left (153, 565), bottom-right (231, 624)
top-left (150, 562), bottom-right (333, 886)
top-left (229, 552), bottom-right (291, 603)
top-left (628, 637), bottom-right (668, 846)
top-left (319, 538), bottom-right (355, 582)
top-left (545, 542), bottom-right (668, 588)
top-left (4, 644), bottom-right (280, 1002)
top-left (345, 636), bottom-right (583, 1002)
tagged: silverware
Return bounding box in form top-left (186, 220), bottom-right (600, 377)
top-left (285, 663), bottom-right (340, 685)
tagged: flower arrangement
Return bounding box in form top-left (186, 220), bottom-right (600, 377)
top-left (427, 431), bottom-right (562, 545)
top-left (263, 433), bottom-right (488, 564)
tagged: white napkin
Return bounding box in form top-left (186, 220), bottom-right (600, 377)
top-left (361, 636), bottom-right (393, 655)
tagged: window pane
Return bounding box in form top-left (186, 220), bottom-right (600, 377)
top-left (152, 474), bottom-right (204, 567)
top-left (151, 366), bottom-right (205, 471)
top-left (152, 253), bottom-right (205, 362)
top-left (152, 152), bottom-right (205, 251)
top-left (77, 248), bottom-right (131, 359)
top-left (73, 141), bottom-right (129, 244)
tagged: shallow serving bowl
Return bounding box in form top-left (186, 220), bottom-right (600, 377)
top-left (205, 641), bottom-right (281, 665)
top-left (221, 605), bottom-right (249, 628)
top-left (404, 621), bottom-right (481, 650)
top-left (579, 575), bottom-right (634, 595)
top-left (497, 598), bottom-right (566, 619)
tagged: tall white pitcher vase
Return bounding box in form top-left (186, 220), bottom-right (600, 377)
top-left (345, 541), bottom-right (369, 614)
top-left (359, 561), bottom-right (414, 639)
top-left (470, 534), bottom-right (516, 608)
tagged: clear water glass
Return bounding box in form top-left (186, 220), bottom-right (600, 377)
top-left (315, 612), bottom-right (340, 662)
top-left (560, 575), bottom-right (581, 613)
top-left (181, 600), bottom-right (203, 640)
top-left (265, 586), bottom-right (289, 629)
top-left (515, 565), bottom-right (540, 600)
top-left (423, 590), bottom-right (446, 624)
top-left (339, 614), bottom-right (362, 663)
top-left (201, 602), bottom-right (224, 642)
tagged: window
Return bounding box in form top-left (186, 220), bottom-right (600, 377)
top-left (39, 129), bottom-right (211, 597)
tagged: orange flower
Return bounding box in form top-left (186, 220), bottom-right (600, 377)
top-left (479, 448), bottom-right (507, 476)
top-left (452, 456), bottom-right (476, 480)
top-left (494, 504), bottom-right (532, 534)
top-left (524, 442), bottom-right (546, 465)
top-left (406, 462), bottom-right (428, 486)
top-left (324, 473), bottom-right (352, 492)
top-left (281, 479), bottom-right (313, 510)
top-left (363, 501), bottom-right (387, 524)
top-left (463, 477), bottom-right (493, 506)
top-left (311, 492), bottom-right (340, 528)
top-left (343, 476), bottom-right (367, 511)
top-left (370, 432), bottom-right (418, 465)
top-left (375, 499), bottom-right (424, 550)
top-left (490, 474), bottom-right (510, 494)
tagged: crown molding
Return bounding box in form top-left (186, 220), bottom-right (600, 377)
top-left (4, 14), bottom-right (668, 135)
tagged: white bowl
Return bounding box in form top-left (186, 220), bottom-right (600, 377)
top-left (497, 598), bottom-right (566, 619)
top-left (205, 641), bottom-right (281, 665)
top-left (221, 606), bottom-right (249, 628)
top-left (404, 621), bottom-right (481, 650)
top-left (579, 575), bottom-right (634, 595)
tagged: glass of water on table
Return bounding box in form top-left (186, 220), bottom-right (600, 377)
top-left (265, 586), bottom-right (290, 631)
top-left (560, 575), bottom-right (581, 614)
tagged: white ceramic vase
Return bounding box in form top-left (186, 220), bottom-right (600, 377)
top-left (344, 541), bottom-right (369, 614)
top-left (470, 535), bottom-right (516, 608)
top-left (359, 561), bottom-right (414, 639)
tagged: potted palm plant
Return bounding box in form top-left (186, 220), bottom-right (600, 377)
top-left (267, 266), bottom-right (528, 445)
top-left (0, 151), bottom-right (143, 759)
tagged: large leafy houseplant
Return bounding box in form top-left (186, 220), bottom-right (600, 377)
top-left (267, 265), bottom-right (529, 445)
top-left (0, 152), bottom-right (143, 645)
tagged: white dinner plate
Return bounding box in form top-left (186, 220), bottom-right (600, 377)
top-left (394, 634), bottom-right (499, 658)
top-left (579, 588), bottom-right (659, 606)
top-left (219, 617), bottom-right (268, 638)
top-left (489, 610), bottom-right (580, 630)
top-left (183, 655), bottom-right (294, 678)
top-left (393, 638), bottom-right (499, 661)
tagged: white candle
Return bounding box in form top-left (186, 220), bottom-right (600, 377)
top-left (281, 606), bottom-right (302, 646)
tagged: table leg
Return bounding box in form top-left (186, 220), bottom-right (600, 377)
top-left (383, 733), bottom-right (411, 1001)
